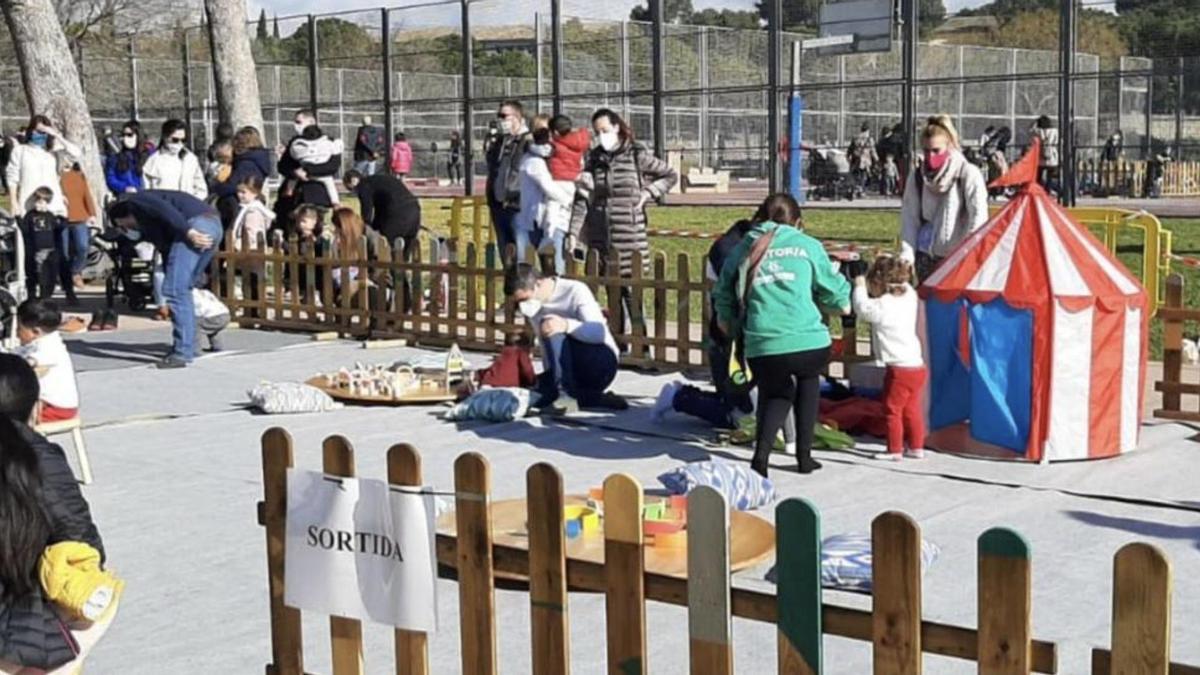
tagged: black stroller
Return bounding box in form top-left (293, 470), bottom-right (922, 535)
top-left (806, 149), bottom-right (857, 201)
top-left (0, 209), bottom-right (26, 344)
top-left (91, 227), bottom-right (155, 311)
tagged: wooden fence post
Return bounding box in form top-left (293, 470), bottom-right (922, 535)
top-left (322, 436), bottom-right (364, 675)
top-left (872, 511), bottom-right (922, 675)
top-left (977, 528), bottom-right (1032, 675)
top-left (527, 463), bottom-right (570, 675)
top-left (606, 250), bottom-right (624, 354)
top-left (775, 498), bottom-right (822, 675)
top-left (688, 486), bottom-right (733, 675)
top-left (260, 428), bottom-right (304, 675)
top-left (465, 243), bottom-right (479, 346)
top-left (1109, 543), bottom-right (1172, 674)
top-left (455, 452), bottom-right (497, 675)
top-left (654, 252), bottom-right (668, 364)
top-left (1160, 274), bottom-right (1184, 415)
top-left (388, 444), bottom-right (429, 675)
top-left (604, 473), bottom-right (646, 675)
top-left (676, 253), bottom-right (692, 367)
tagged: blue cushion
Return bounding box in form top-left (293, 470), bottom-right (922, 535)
top-left (443, 388), bottom-right (530, 422)
top-left (820, 533), bottom-right (940, 593)
top-left (656, 461), bottom-right (775, 511)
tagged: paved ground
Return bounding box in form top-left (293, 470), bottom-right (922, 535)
top-left (59, 328), bottom-right (1199, 674)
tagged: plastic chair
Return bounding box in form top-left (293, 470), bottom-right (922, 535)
top-left (35, 417), bottom-right (93, 485)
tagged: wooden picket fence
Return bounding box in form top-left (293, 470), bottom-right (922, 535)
top-left (1076, 159), bottom-right (1200, 197)
top-left (213, 232), bottom-right (866, 374)
top-left (256, 427), bottom-right (1198, 675)
top-left (1154, 273), bottom-right (1200, 422)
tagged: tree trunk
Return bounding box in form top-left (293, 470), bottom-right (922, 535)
top-left (0, 0), bottom-right (105, 215)
top-left (204, 0), bottom-right (263, 133)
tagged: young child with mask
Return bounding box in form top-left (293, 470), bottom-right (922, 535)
top-left (515, 126), bottom-right (573, 275)
top-left (20, 187), bottom-right (63, 300)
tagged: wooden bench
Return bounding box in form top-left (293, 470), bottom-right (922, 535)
top-left (35, 417), bottom-right (93, 485)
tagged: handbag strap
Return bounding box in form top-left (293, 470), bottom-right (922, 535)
top-left (738, 227), bottom-right (778, 319)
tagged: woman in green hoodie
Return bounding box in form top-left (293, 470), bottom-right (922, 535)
top-left (714, 194), bottom-right (852, 477)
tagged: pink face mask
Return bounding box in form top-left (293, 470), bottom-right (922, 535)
top-left (925, 148), bottom-right (949, 172)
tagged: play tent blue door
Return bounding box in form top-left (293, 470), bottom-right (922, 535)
top-left (927, 298), bottom-right (1033, 453)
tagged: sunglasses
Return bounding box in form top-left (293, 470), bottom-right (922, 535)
top-left (496, 113), bottom-right (511, 120)
top-left (123, 132), bottom-right (137, 138)
top-left (169, 136), bottom-right (186, 143)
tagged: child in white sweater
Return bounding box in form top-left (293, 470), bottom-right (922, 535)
top-left (852, 255), bottom-right (926, 460)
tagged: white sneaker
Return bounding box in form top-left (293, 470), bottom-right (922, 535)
top-left (875, 452), bottom-right (902, 461)
top-left (651, 382), bottom-right (681, 421)
top-left (904, 448), bottom-right (926, 459)
top-left (783, 441), bottom-right (797, 456)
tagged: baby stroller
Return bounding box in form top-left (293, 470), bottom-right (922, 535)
top-left (91, 227), bottom-right (154, 311)
top-left (806, 149), bottom-right (856, 201)
top-left (0, 209), bottom-right (26, 346)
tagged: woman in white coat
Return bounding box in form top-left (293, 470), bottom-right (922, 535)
top-left (514, 126), bottom-right (573, 275)
top-left (141, 119), bottom-right (207, 199)
top-left (899, 115), bottom-right (989, 281)
top-left (5, 115), bottom-right (80, 217)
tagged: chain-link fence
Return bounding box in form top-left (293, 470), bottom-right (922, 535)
top-left (1, 0), bottom-right (1197, 198)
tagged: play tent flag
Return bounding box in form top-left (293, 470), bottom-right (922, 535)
top-left (919, 140), bottom-right (1148, 462)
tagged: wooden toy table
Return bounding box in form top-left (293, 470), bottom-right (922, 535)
top-left (437, 494), bottom-right (776, 579)
top-left (304, 376), bottom-right (458, 405)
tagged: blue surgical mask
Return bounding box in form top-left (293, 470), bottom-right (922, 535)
top-left (29, 132), bottom-right (47, 148)
top-left (123, 229), bottom-right (142, 242)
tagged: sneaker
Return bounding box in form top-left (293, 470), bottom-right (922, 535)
top-left (651, 382), bottom-right (681, 420)
top-left (875, 452), bottom-right (902, 462)
top-left (101, 309), bottom-right (119, 331)
top-left (590, 391), bottom-right (628, 411)
top-left (156, 355), bottom-right (189, 370)
top-left (782, 442), bottom-right (797, 456)
top-left (207, 334), bottom-right (224, 353)
top-left (904, 448), bottom-right (926, 460)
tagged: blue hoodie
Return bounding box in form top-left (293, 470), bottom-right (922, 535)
top-left (213, 147), bottom-right (274, 199)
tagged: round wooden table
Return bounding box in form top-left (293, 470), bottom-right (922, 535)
top-left (437, 494), bottom-right (776, 579)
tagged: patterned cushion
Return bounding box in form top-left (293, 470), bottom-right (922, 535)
top-left (443, 387), bottom-right (530, 422)
top-left (248, 382), bottom-right (342, 414)
top-left (820, 533), bottom-right (940, 593)
top-left (656, 461), bottom-right (775, 511)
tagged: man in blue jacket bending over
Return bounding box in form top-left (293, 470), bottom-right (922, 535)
top-left (107, 191), bottom-right (224, 369)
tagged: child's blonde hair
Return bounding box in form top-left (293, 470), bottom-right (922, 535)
top-left (866, 254), bottom-right (913, 298)
top-left (923, 114), bottom-right (960, 149)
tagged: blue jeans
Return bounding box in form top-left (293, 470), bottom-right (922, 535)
top-left (60, 222), bottom-right (90, 276)
top-left (354, 160), bottom-right (378, 177)
top-left (540, 335), bottom-right (618, 407)
top-left (489, 205), bottom-right (518, 257)
top-left (163, 214), bottom-right (224, 361)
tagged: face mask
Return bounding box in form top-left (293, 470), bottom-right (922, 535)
top-left (122, 135), bottom-right (137, 150)
top-left (518, 299), bottom-right (542, 318)
top-left (29, 132), bottom-right (47, 148)
top-left (925, 148), bottom-right (949, 172)
top-left (529, 143), bottom-right (552, 159)
top-left (294, 122), bottom-right (308, 135)
top-left (123, 228), bottom-right (142, 242)
top-left (598, 130), bottom-right (620, 153)
top-left (165, 141), bottom-right (184, 155)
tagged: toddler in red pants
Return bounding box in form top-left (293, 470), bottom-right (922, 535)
top-left (851, 255), bottom-right (926, 460)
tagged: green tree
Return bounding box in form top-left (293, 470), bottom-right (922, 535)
top-left (920, 0), bottom-right (947, 29)
top-left (272, 15), bottom-right (279, 40)
top-left (630, 0), bottom-right (694, 24)
top-left (474, 49), bottom-right (536, 78)
top-left (691, 8), bottom-right (761, 29)
top-left (256, 8), bottom-right (267, 41)
top-left (279, 17), bottom-right (378, 64)
top-left (756, 0), bottom-right (820, 31)
top-left (1117, 0), bottom-right (1200, 59)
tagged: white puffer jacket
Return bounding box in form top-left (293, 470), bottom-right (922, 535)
top-left (5, 139), bottom-right (81, 217)
top-left (142, 149), bottom-right (208, 199)
top-left (899, 150), bottom-right (989, 262)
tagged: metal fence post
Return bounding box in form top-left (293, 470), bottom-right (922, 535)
top-left (382, 8), bottom-right (395, 154)
top-left (767, 0), bottom-right (782, 192)
top-left (1059, 0), bottom-right (1076, 205)
top-left (462, 0), bottom-right (475, 196)
top-left (901, 0), bottom-right (918, 161)
top-left (551, 0), bottom-right (563, 117)
top-left (535, 13), bottom-right (545, 115)
top-left (699, 26), bottom-right (709, 170)
top-left (620, 20), bottom-right (631, 123)
top-left (129, 36), bottom-right (140, 121)
top-left (308, 15), bottom-right (319, 114)
top-left (183, 30), bottom-right (194, 137)
top-left (1145, 65), bottom-right (1154, 159)
top-left (1176, 56), bottom-right (1185, 159)
top-left (651, 0), bottom-right (666, 164)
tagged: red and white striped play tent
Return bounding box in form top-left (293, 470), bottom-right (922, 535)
top-left (919, 140), bottom-right (1148, 462)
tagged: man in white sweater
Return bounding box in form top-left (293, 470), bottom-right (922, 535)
top-left (505, 263), bottom-right (625, 413)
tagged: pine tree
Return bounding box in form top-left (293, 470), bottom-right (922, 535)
top-left (272, 15), bottom-right (280, 40)
top-left (256, 8), bottom-right (268, 41)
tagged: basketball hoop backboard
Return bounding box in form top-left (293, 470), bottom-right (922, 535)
top-left (817, 0), bottom-right (893, 55)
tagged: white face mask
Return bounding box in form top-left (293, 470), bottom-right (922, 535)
top-left (122, 135), bottom-right (137, 150)
top-left (529, 143), bottom-right (552, 159)
top-left (518, 299), bottom-right (542, 318)
top-left (598, 130), bottom-right (620, 153)
top-left (165, 141), bottom-right (184, 155)
top-left (294, 122), bottom-right (308, 135)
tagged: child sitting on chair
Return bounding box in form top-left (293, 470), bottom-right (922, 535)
top-left (15, 299), bottom-right (79, 424)
top-left (852, 254), bottom-right (926, 460)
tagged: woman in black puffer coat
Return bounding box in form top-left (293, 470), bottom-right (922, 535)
top-left (570, 109), bottom-right (678, 343)
top-left (0, 355), bottom-right (106, 672)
